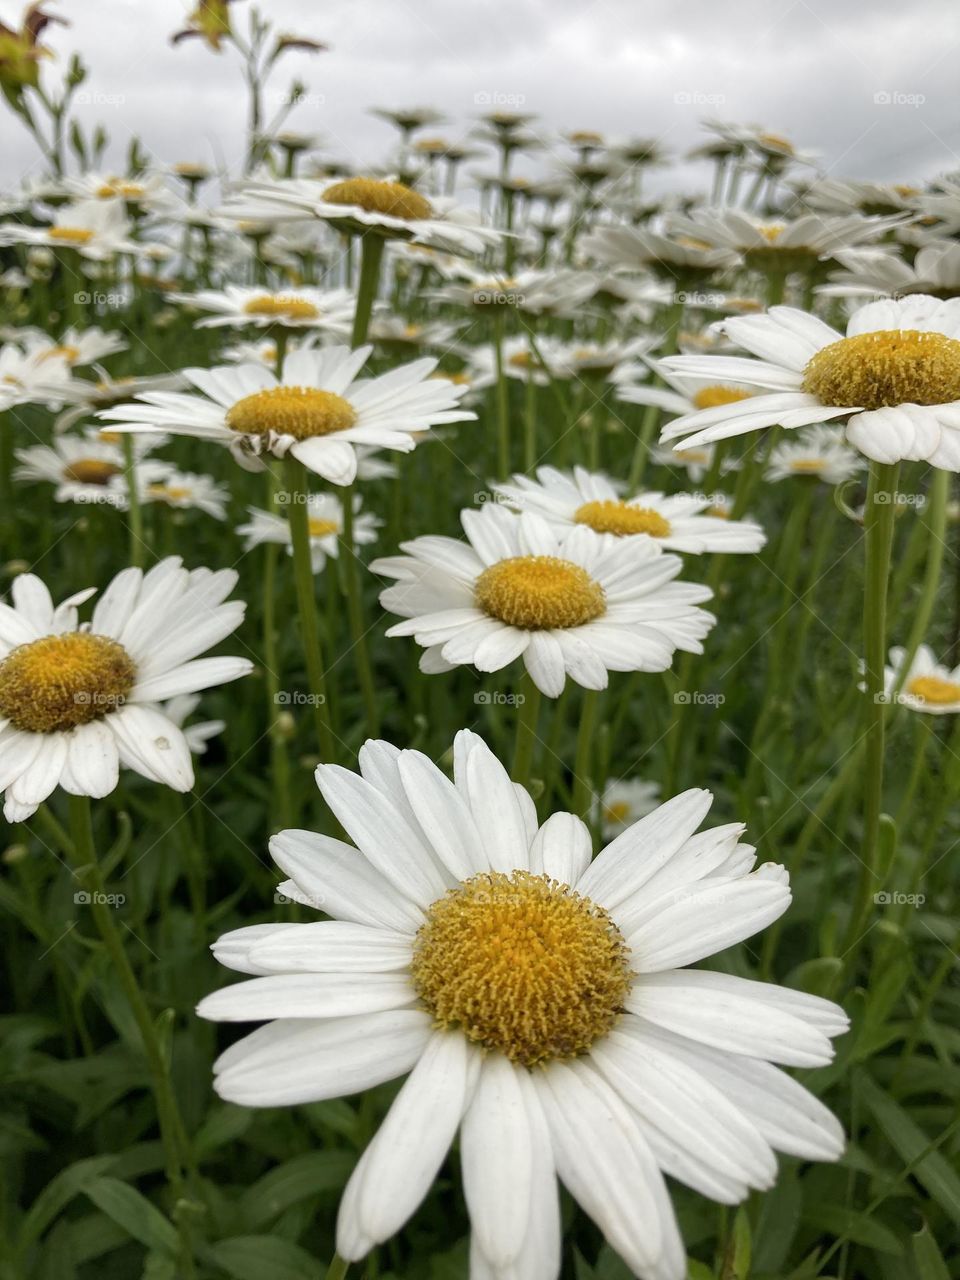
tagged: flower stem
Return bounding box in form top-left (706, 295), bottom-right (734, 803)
top-left (572, 689), bottom-right (599, 817)
top-left (892, 466), bottom-right (949, 697)
top-left (285, 455), bottom-right (337, 761)
top-left (492, 307), bottom-right (511, 479)
top-left (324, 1253), bottom-right (350, 1280)
top-left (351, 234), bottom-right (385, 347)
top-left (845, 460), bottom-right (900, 958)
top-left (512, 671), bottom-right (542, 788)
top-left (122, 435), bottom-right (145, 568)
top-left (340, 485), bottom-right (380, 736)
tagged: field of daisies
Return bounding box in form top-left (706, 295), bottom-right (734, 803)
top-left (3, 5), bottom-right (960, 1280)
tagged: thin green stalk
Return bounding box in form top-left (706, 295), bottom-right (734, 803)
top-left (324, 1253), bottom-right (350, 1280)
top-left (844, 461), bottom-right (900, 962)
top-left (340, 485), bottom-right (380, 736)
top-left (122, 435), bottom-right (145, 568)
top-left (892, 467), bottom-right (949, 697)
top-left (572, 690), bottom-right (600, 817)
top-left (351, 234), bottom-right (385, 347)
top-left (492, 308), bottom-right (511, 479)
top-left (285, 456), bottom-right (337, 761)
top-left (512, 672), bottom-right (542, 788)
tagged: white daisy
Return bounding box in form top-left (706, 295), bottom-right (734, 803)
top-left (54, 370), bottom-right (186, 434)
top-left (493, 466), bottom-right (765, 554)
top-left (199, 729), bottom-right (847, 1280)
top-left (618, 357), bottom-right (768, 422)
top-left (62, 171), bottom-right (177, 214)
top-left (649, 441), bottom-right (732, 483)
top-left (581, 223), bottom-right (741, 276)
top-left (99, 346), bottom-right (475, 486)
top-left (659, 296), bottom-right (960, 469)
top-left (818, 242), bottom-right (960, 301)
top-left (222, 176), bottom-right (502, 256)
top-left (665, 208), bottom-right (906, 267)
top-left (372, 504), bottom-right (715, 697)
top-left (238, 492), bottom-right (380, 574)
top-left (883, 644), bottom-right (960, 714)
top-left (765, 425), bottom-right (866, 485)
top-left (14, 433), bottom-right (137, 506)
top-left (17, 325), bottom-right (128, 367)
top-left (163, 692), bottom-right (225, 755)
top-left (0, 559), bottom-right (252, 821)
top-left (0, 199), bottom-right (139, 260)
top-left (595, 777), bottom-right (661, 838)
top-left (797, 178), bottom-right (922, 217)
top-left (0, 342), bottom-right (82, 410)
top-left (138, 469), bottom-right (230, 520)
top-left (169, 284), bottom-right (356, 334)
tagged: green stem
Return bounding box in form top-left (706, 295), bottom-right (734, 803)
top-left (122, 435), bottom-right (145, 568)
top-left (511, 672), bottom-right (542, 789)
top-left (492, 308), bottom-right (511, 479)
top-left (572, 690), bottom-right (600, 817)
top-left (351, 234), bottom-right (385, 347)
top-left (285, 456), bottom-right (337, 761)
top-left (263, 472), bottom-right (293, 826)
top-left (844, 461), bottom-right (900, 961)
top-left (324, 1253), bottom-right (350, 1280)
top-left (341, 486), bottom-right (380, 736)
top-left (892, 467), bottom-right (949, 697)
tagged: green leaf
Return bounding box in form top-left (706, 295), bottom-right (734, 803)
top-left (83, 1178), bottom-right (179, 1256)
top-left (860, 1072), bottom-right (960, 1222)
top-left (238, 1150), bottom-right (354, 1227)
top-left (730, 1205), bottom-right (751, 1277)
top-left (207, 1236), bottom-right (320, 1280)
top-left (801, 1204), bottom-right (904, 1256)
top-left (18, 1155), bottom-right (117, 1250)
top-left (753, 1165), bottom-right (802, 1273)
top-left (911, 1223), bottom-right (951, 1280)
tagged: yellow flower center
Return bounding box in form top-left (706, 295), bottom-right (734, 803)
top-left (603, 800), bottom-right (631, 823)
top-left (42, 344), bottom-right (81, 364)
top-left (894, 185), bottom-right (919, 198)
top-left (758, 133), bottom-right (794, 154)
top-left (226, 386), bottom-right (357, 441)
top-left (48, 228), bottom-right (94, 245)
top-left (788, 458), bottom-right (827, 474)
top-left (508, 351), bottom-right (534, 369)
top-left (0, 633), bottom-right (136, 734)
top-left (411, 870), bottom-right (632, 1066)
top-left (475, 556), bottom-right (606, 630)
top-left (242, 295), bottom-right (321, 322)
top-left (147, 484), bottom-right (192, 502)
top-left (307, 516), bottom-right (339, 537)
top-left (574, 500), bottom-right (671, 538)
top-left (321, 177), bottom-right (433, 221)
top-left (96, 180), bottom-right (145, 200)
top-left (758, 224), bottom-right (785, 243)
top-left (906, 674), bottom-right (960, 705)
top-left (676, 447), bottom-right (709, 463)
top-left (802, 330), bottom-right (960, 410)
top-left (675, 235), bottom-right (713, 251)
top-left (63, 459), bottom-right (122, 486)
top-left (692, 385), bottom-right (755, 411)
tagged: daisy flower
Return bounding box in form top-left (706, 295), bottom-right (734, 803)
top-left (99, 346), bottom-right (475, 486)
top-left (199, 730), bottom-right (847, 1280)
top-left (883, 644), bottom-right (960, 714)
top-left (818, 242), bottom-right (960, 301)
top-left (797, 178), bottom-right (922, 217)
top-left (659, 295), bottom-right (960, 469)
top-left (163, 692), bottom-right (225, 755)
top-left (138, 468), bottom-right (230, 520)
top-left (581, 223), bottom-right (741, 277)
top-left (595, 777), bottom-right (660, 838)
top-left (54, 370), bottom-right (185, 434)
top-left (169, 284), bottom-right (356, 334)
top-left (0, 199), bottom-right (139, 260)
top-left (372, 505), bottom-right (715, 696)
top-left (618, 358), bottom-right (767, 424)
top-left (13, 432), bottom-right (143, 506)
top-left (0, 559), bottom-right (252, 821)
top-left (665, 209), bottom-right (907, 269)
top-left (222, 176), bottom-right (502, 256)
top-left (649, 441), bottom-right (731, 483)
top-left (493, 466), bottom-right (765, 554)
top-left (0, 342), bottom-right (81, 410)
top-left (765, 425), bottom-right (866, 485)
top-left (17, 325), bottom-right (128, 368)
top-left (238, 492), bottom-right (380, 574)
top-left (61, 171), bottom-right (177, 214)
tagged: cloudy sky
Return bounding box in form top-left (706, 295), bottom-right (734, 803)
top-left (4, 0), bottom-right (959, 195)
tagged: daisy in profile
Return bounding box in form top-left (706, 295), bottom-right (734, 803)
top-left (883, 645), bottom-right (960, 713)
top-left (62, 171), bottom-right (177, 214)
top-left (649, 442), bottom-right (733, 483)
top-left (660, 296), bottom-right (960, 468)
top-left (238, 492), bottom-right (379, 573)
top-left (373, 505), bottom-right (715, 696)
top-left (138, 468), bottom-right (230, 520)
top-left (169, 284), bottom-right (355, 335)
top-left (0, 342), bottom-right (81, 410)
top-left (493, 466), bottom-right (765, 554)
top-left (765, 425), bottom-right (865, 485)
top-left (595, 777), bottom-right (660, 837)
top-left (665, 209), bottom-right (906, 269)
top-left (54, 370), bottom-right (186, 434)
top-left (618, 357), bottom-right (772, 423)
top-left (0, 199), bottom-right (139, 260)
top-left (14, 432), bottom-right (136, 506)
top-left (818, 242), bottom-right (960, 302)
top-left (222, 175), bottom-right (502, 255)
top-left (99, 345), bottom-right (475, 486)
top-left (581, 223), bottom-right (741, 277)
top-left (199, 729), bottom-right (847, 1280)
top-left (0, 559), bottom-right (251, 821)
top-left (17, 326), bottom-right (128, 368)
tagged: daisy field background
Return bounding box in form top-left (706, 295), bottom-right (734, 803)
top-left (1, 2), bottom-right (960, 1279)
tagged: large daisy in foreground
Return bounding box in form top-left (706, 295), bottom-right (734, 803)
top-left (199, 730), bottom-right (847, 1280)
top-left (493, 465), bottom-right (766, 554)
top-left (659, 295), bottom-right (960, 468)
top-left (99, 346), bottom-right (475, 485)
top-left (0, 559), bottom-right (251, 821)
top-left (372, 506), bottom-right (715, 696)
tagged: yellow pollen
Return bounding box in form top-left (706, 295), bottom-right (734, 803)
top-left (707, 505), bottom-right (731, 519)
top-left (692, 385), bottom-right (755, 411)
top-left (676, 448), bottom-right (709, 463)
top-left (242, 294), bottom-right (321, 322)
top-left (0, 633), bottom-right (136, 734)
top-left (48, 228), bottom-right (94, 245)
top-left (894, 184), bottom-right (919, 198)
top-left (570, 130), bottom-right (604, 145)
top-left (411, 870), bottom-right (632, 1066)
top-left (147, 484), bottom-right (192, 502)
top-left (96, 180), bottom-right (145, 200)
top-left (574, 500), bottom-right (671, 538)
top-left (758, 133), bottom-right (794, 154)
top-left (475, 556), bottom-right (606, 630)
top-left (788, 458), bottom-right (827, 474)
top-left (906, 674), bottom-right (960, 705)
top-left (226, 386), bottom-right (357, 441)
top-left (508, 351), bottom-right (533, 369)
top-left (63, 459), bottom-right (121, 486)
top-left (675, 235), bottom-right (713, 251)
top-left (802, 329), bottom-right (960, 410)
top-left (758, 223), bottom-right (785, 242)
top-left (321, 177), bottom-right (433, 221)
top-left (603, 800), bottom-right (631, 823)
top-left (307, 516), bottom-right (339, 537)
top-left (42, 344), bottom-right (81, 364)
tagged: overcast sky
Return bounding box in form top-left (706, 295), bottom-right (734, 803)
top-left (4, 0), bottom-right (960, 196)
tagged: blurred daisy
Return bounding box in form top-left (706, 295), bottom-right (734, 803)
top-left (13, 433), bottom-right (140, 506)
top-left (18, 326), bottom-right (128, 367)
top-left (164, 692), bottom-right (225, 754)
top-left (595, 778), bottom-right (661, 838)
top-left (0, 343), bottom-right (80, 410)
top-left (798, 178), bottom-right (921, 217)
top-left (494, 466), bottom-right (765, 554)
top-left (0, 200), bottom-right (139, 260)
top-left (200, 730), bottom-right (846, 1280)
top-left (63, 171), bottom-right (177, 214)
top-left (818, 242), bottom-right (960, 301)
top-left (170, 284), bottom-right (355, 334)
top-left (883, 645), bottom-right (960, 714)
top-left (649, 441), bottom-right (730, 483)
top-left (138, 468), bottom-right (229, 520)
top-left (581, 223), bottom-right (741, 276)
top-left (54, 370), bottom-right (185, 434)
top-left (373, 505), bottom-right (715, 696)
top-left (100, 346), bottom-right (475, 486)
top-left (660, 296), bottom-right (960, 469)
top-left (666, 209), bottom-right (906, 268)
top-left (238, 492), bottom-right (380, 573)
top-left (618, 359), bottom-right (764, 423)
top-left (765, 425), bottom-right (865, 485)
top-left (0, 559), bottom-right (252, 821)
